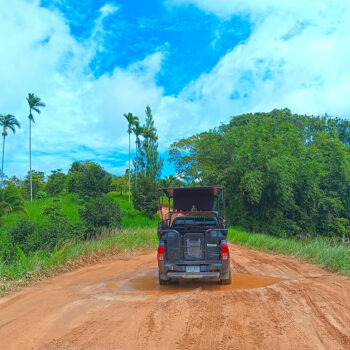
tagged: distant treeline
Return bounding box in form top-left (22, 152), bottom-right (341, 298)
top-left (169, 109), bottom-right (350, 239)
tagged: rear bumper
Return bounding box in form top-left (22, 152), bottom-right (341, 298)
top-left (167, 271), bottom-right (220, 279)
top-left (158, 260), bottom-right (230, 280)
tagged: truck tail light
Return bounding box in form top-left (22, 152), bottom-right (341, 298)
top-left (157, 245), bottom-right (165, 261)
top-left (221, 243), bottom-right (229, 261)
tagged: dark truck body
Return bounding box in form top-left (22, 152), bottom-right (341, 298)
top-left (157, 186), bottom-right (231, 285)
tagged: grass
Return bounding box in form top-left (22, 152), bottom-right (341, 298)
top-left (1, 192), bottom-right (159, 232)
top-left (228, 226), bottom-right (350, 276)
top-left (1, 193), bottom-right (82, 231)
top-left (0, 227), bottom-right (158, 295)
top-left (107, 192), bottom-right (159, 228)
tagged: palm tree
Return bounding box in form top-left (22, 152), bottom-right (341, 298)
top-left (26, 93), bottom-right (45, 201)
top-left (0, 185), bottom-right (26, 225)
top-left (132, 122), bottom-right (143, 188)
top-left (0, 115), bottom-right (21, 188)
top-left (123, 113), bottom-right (139, 202)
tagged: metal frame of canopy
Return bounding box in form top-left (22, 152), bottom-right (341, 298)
top-left (157, 186), bottom-right (225, 221)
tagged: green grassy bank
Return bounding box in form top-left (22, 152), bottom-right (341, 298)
top-left (228, 227), bottom-right (350, 276)
top-left (0, 193), bottom-right (82, 230)
top-left (107, 192), bottom-right (159, 228)
top-left (0, 227), bottom-right (157, 295)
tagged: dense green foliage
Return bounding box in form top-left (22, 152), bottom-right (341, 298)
top-left (170, 109), bottom-right (350, 238)
top-left (4, 202), bottom-right (85, 258)
top-left (21, 170), bottom-right (45, 199)
top-left (79, 196), bottom-right (122, 236)
top-left (67, 161), bottom-right (112, 197)
top-left (18, 207), bottom-right (84, 254)
top-left (0, 185), bottom-right (25, 222)
top-left (46, 169), bottom-right (67, 196)
top-left (0, 189), bottom-right (157, 270)
top-left (107, 192), bottom-right (159, 228)
top-left (132, 175), bottom-right (159, 218)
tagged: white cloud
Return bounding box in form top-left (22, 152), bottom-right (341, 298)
top-left (2, 0), bottom-right (350, 179)
top-left (167, 0), bottom-right (345, 21)
top-left (163, 0), bottom-right (350, 122)
top-left (0, 0), bottom-right (163, 178)
top-left (99, 3), bottom-right (120, 19)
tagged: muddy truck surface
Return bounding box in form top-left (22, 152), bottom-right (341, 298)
top-left (157, 186), bottom-right (231, 285)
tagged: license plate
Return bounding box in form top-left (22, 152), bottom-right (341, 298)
top-left (186, 266), bottom-right (200, 273)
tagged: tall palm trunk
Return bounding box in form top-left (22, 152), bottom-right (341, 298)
top-left (29, 112), bottom-right (32, 201)
top-left (1, 134), bottom-right (5, 188)
top-left (128, 131), bottom-right (131, 202)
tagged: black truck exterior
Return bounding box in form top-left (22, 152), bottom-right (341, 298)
top-left (157, 186), bottom-right (231, 285)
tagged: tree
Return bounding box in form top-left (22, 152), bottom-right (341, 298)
top-left (132, 174), bottom-right (158, 218)
top-left (169, 109), bottom-right (350, 238)
top-left (0, 185), bottom-right (25, 225)
top-left (131, 107), bottom-right (163, 216)
top-left (67, 161), bottom-right (112, 198)
top-left (79, 196), bottom-right (122, 237)
top-left (5, 175), bottom-right (23, 189)
top-left (138, 106), bottom-right (163, 178)
top-left (0, 114), bottom-right (20, 187)
top-left (169, 135), bottom-right (201, 184)
top-left (46, 169), bottom-right (67, 196)
top-left (22, 170), bottom-right (45, 199)
top-left (123, 113), bottom-right (139, 202)
top-left (22, 202), bottom-right (85, 252)
top-left (26, 93), bottom-right (46, 201)
top-left (110, 173), bottom-right (128, 195)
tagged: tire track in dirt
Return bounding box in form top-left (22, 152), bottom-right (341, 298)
top-left (0, 244), bottom-right (349, 350)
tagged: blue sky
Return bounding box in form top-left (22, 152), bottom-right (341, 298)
top-left (43, 0), bottom-right (251, 95)
top-left (1, 0), bottom-right (350, 179)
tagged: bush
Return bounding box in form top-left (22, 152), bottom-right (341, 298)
top-left (79, 196), bottom-right (122, 236)
top-left (36, 191), bottom-right (48, 199)
top-left (0, 230), bottom-right (16, 263)
top-left (25, 220), bottom-right (85, 252)
top-left (46, 170), bottom-right (67, 196)
top-left (21, 170), bottom-right (45, 199)
top-left (132, 175), bottom-right (158, 218)
top-left (67, 161), bottom-right (112, 198)
top-left (10, 204), bottom-right (86, 253)
top-left (8, 218), bottom-right (36, 249)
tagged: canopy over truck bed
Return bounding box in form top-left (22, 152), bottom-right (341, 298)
top-left (158, 186), bottom-right (225, 219)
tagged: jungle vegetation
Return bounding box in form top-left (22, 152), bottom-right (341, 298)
top-left (169, 108), bottom-right (350, 240)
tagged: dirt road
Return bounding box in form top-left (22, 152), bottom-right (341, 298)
top-left (0, 244), bottom-right (349, 350)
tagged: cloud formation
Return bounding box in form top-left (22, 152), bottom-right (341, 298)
top-left (1, 0), bottom-right (349, 179)
top-left (0, 0), bottom-right (163, 177)
top-left (167, 0), bottom-right (350, 118)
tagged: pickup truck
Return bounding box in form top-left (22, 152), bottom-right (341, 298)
top-left (157, 186), bottom-right (231, 285)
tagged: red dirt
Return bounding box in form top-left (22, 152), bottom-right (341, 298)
top-left (0, 244), bottom-right (349, 350)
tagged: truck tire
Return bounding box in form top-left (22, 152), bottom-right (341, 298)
top-left (159, 272), bottom-right (169, 285)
